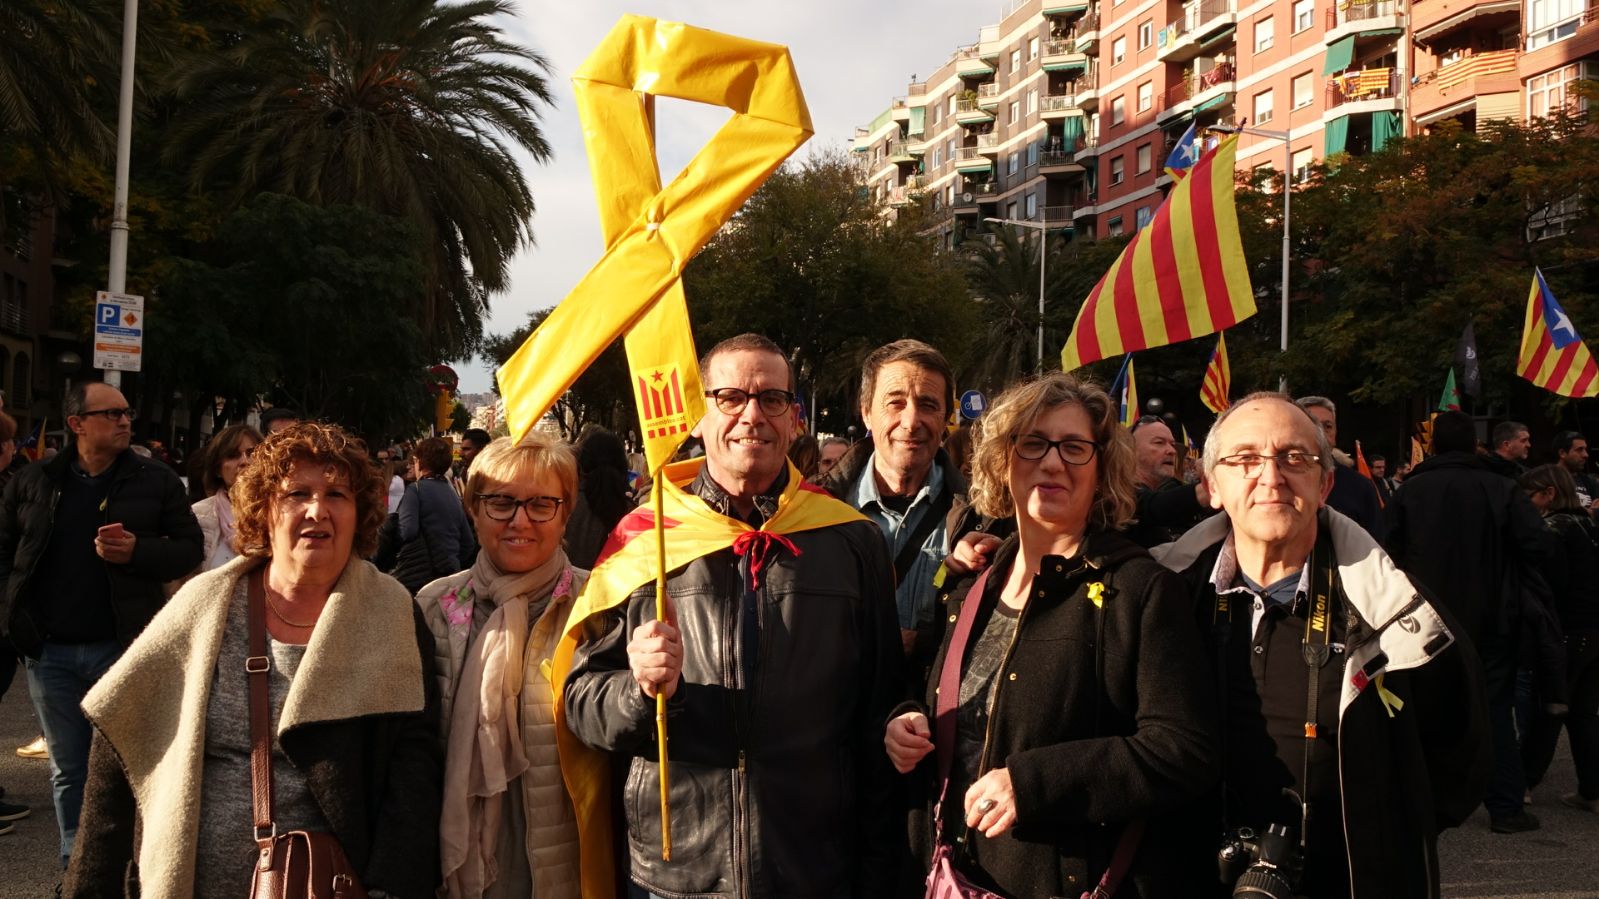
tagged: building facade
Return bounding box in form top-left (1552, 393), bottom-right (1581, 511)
top-left (854, 0), bottom-right (1596, 243)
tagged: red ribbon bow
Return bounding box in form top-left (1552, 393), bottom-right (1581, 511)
top-left (731, 530), bottom-right (802, 592)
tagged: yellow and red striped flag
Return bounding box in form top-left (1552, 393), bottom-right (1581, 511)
top-left (1061, 134), bottom-right (1254, 370)
top-left (1517, 268), bottom-right (1599, 398)
top-left (1199, 332), bottom-right (1231, 414)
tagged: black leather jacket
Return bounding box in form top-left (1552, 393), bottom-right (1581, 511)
top-left (0, 447), bottom-right (203, 657)
top-left (564, 467), bottom-right (903, 898)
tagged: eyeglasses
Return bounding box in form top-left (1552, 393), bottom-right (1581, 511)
top-left (1012, 435), bottom-right (1101, 466)
top-left (704, 388), bottom-right (795, 418)
top-left (80, 407), bottom-right (137, 422)
top-left (1215, 452), bottom-right (1322, 476)
top-left (477, 493), bottom-right (564, 523)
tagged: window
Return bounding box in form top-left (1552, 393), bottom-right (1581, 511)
top-left (1111, 155), bottom-right (1125, 184)
top-left (1028, 89), bottom-right (1039, 114)
top-left (1009, 151), bottom-right (1020, 175)
top-left (948, 138), bottom-right (957, 159)
top-left (1029, 36), bottom-right (1040, 59)
top-left (1292, 72), bottom-right (1313, 108)
top-left (1136, 143), bottom-right (1152, 173)
top-left (932, 101), bottom-right (941, 124)
top-left (1112, 36), bottom-right (1126, 65)
top-left (949, 96), bottom-right (958, 114)
top-left (1255, 16), bottom-right (1275, 52)
top-left (1528, 0), bottom-right (1585, 48)
top-left (1253, 88), bottom-right (1275, 124)
top-left (1111, 95), bottom-right (1126, 125)
top-left (1010, 101), bottom-right (1020, 124)
top-left (1529, 194), bottom-right (1582, 240)
top-left (1135, 206), bottom-right (1153, 229)
top-left (947, 185), bottom-right (956, 204)
top-left (1026, 193), bottom-right (1038, 218)
top-left (932, 147), bottom-right (942, 168)
top-left (1137, 81), bottom-right (1153, 111)
top-left (1011, 49), bottom-right (1022, 73)
top-left (1007, 201), bottom-right (1019, 220)
top-left (1292, 148), bottom-right (1313, 181)
top-left (1294, 0), bottom-right (1314, 33)
top-left (1528, 62), bottom-right (1597, 117)
top-left (1027, 142), bottom-right (1039, 165)
top-left (1138, 20), bottom-right (1153, 49)
top-left (1253, 162), bottom-right (1277, 192)
top-left (1107, 215), bottom-right (1125, 236)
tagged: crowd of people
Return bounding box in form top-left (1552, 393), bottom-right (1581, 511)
top-left (0, 338), bottom-right (1592, 898)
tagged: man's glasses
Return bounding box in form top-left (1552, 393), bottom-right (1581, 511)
top-left (1215, 452), bottom-right (1322, 476)
top-left (80, 407), bottom-right (137, 422)
top-left (1012, 435), bottom-right (1101, 466)
top-left (704, 388), bottom-right (795, 418)
top-left (477, 494), bottom-right (564, 523)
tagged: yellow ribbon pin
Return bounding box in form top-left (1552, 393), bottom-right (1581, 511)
top-left (1374, 673), bottom-right (1404, 718)
top-left (1087, 582), bottom-right (1106, 607)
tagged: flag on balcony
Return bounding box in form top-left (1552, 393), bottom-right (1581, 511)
top-left (1109, 354), bottom-right (1139, 428)
top-left (1200, 332), bottom-right (1231, 414)
top-left (1517, 268), bottom-right (1599, 398)
top-left (1061, 134), bottom-right (1255, 371)
top-left (1164, 122), bottom-right (1199, 180)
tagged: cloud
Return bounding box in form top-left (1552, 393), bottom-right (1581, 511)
top-left (463, 0), bottom-right (979, 392)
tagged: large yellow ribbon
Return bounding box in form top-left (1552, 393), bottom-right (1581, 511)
top-left (496, 15), bottom-right (814, 441)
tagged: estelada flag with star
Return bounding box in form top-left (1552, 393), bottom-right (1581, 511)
top-left (1164, 121), bottom-right (1199, 180)
top-left (1061, 134), bottom-right (1254, 371)
top-left (1518, 268), bottom-right (1599, 398)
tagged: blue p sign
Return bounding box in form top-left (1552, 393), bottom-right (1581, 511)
top-left (97, 303), bottom-right (118, 326)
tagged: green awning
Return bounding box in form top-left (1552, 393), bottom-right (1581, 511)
top-left (1357, 27), bottom-right (1404, 38)
top-left (1323, 36), bottom-right (1355, 75)
top-left (1061, 116), bottom-right (1086, 147)
top-left (909, 107), bottom-right (926, 137)
top-left (1371, 110), bottom-right (1401, 152)
top-left (1194, 93), bottom-right (1233, 113)
top-left (1325, 114), bottom-right (1351, 155)
top-left (1199, 26), bottom-right (1237, 51)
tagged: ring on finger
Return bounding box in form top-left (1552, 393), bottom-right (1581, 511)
top-left (977, 798), bottom-right (997, 814)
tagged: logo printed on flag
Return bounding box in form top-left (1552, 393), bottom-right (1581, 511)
top-left (637, 367), bottom-right (693, 440)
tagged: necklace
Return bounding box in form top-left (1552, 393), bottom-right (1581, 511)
top-left (265, 591), bottom-right (317, 629)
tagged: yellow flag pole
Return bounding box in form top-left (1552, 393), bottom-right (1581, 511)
top-left (653, 475), bottom-right (672, 861)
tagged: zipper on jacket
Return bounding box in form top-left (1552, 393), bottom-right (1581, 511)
top-left (735, 749), bottom-right (751, 898)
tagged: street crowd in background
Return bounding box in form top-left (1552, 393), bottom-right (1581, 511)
top-left (0, 338), bottom-right (1594, 898)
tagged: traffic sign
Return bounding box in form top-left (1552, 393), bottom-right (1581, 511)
top-left (959, 389), bottom-right (987, 420)
top-left (93, 291), bottom-right (144, 372)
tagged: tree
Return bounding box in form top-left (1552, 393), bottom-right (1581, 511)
top-left (0, 0), bottom-right (117, 165)
top-left (684, 152), bottom-right (975, 433)
top-left (163, 0), bottom-right (555, 358)
top-left (151, 193), bottom-right (435, 443)
top-left (482, 309), bottom-right (635, 441)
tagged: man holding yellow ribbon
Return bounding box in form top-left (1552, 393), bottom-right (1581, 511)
top-left (560, 335), bottom-right (903, 899)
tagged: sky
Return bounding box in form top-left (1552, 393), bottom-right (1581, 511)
top-left (460, 0), bottom-right (989, 392)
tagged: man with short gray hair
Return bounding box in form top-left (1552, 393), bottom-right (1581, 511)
top-left (1486, 420), bottom-right (1530, 479)
top-left (1294, 395), bottom-right (1383, 536)
top-left (1155, 393), bottom-right (1488, 897)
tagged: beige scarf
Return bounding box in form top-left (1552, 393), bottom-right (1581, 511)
top-left (439, 548), bottom-right (572, 897)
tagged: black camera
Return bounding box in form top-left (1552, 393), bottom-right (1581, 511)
top-left (1216, 823), bottom-right (1305, 899)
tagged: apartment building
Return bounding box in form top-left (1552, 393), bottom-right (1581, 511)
top-left (853, 0), bottom-right (1592, 243)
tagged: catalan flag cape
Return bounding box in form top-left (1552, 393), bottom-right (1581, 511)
top-left (495, 15), bottom-right (813, 441)
top-left (1061, 134), bottom-right (1255, 371)
top-left (1200, 332), bottom-right (1231, 414)
top-left (550, 457), bottom-right (864, 867)
top-left (1517, 268), bottom-right (1599, 398)
top-left (1110, 355), bottom-right (1139, 427)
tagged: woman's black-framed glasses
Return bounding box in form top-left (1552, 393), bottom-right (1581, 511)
top-left (1011, 435), bottom-right (1101, 466)
top-left (477, 494), bottom-right (564, 523)
top-left (704, 388), bottom-right (796, 417)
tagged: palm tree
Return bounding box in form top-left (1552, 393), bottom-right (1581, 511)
top-left (0, 0), bottom-right (117, 162)
top-left (165, 0), bottom-right (554, 358)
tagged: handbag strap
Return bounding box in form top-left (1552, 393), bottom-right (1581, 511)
top-left (934, 568), bottom-right (993, 788)
top-left (247, 568), bottom-right (276, 841)
top-left (1082, 819), bottom-right (1145, 899)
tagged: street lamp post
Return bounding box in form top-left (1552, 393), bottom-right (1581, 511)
top-left (984, 216), bottom-right (1052, 372)
top-left (1211, 124), bottom-right (1291, 392)
top-left (104, 0), bottom-right (142, 390)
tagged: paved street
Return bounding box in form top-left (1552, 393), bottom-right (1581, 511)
top-left (2, 686), bottom-right (1598, 897)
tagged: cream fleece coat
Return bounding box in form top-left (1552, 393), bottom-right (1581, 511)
top-left (79, 554), bottom-right (427, 899)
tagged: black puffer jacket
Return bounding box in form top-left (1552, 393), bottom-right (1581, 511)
top-left (0, 448), bottom-right (203, 657)
top-left (564, 467), bottom-right (904, 898)
top-left (900, 530), bottom-right (1218, 899)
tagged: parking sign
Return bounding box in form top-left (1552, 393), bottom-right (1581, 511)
top-left (93, 291), bottom-right (145, 372)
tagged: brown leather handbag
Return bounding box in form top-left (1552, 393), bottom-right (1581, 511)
top-left (246, 570), bottom-right (366, 899)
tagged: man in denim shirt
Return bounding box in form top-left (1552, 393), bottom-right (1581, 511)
top-left (821, 341), bottom-right (975, 668)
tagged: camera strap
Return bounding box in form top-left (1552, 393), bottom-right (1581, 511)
top-left (1298, 538), bottom-right (1336, 851)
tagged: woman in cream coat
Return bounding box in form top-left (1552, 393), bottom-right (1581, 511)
top-left (416, 433), bottom-right (614, 899)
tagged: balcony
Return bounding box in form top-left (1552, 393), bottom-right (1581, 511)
top-left (955, 96), bottom-right (996, 125)
top-left (1158, 0), bottom-right (1238, 62)
top-left (1325, 0), bottom-right (1407, 45)
top-left (1043, 38), bottom-right (1091, 72)
top-left (1523, 7), bottom-right (1599, 57)
top-left (955, 146), bottom-right (996, 173)
top-left (1077, 80), bottom-right (1100, 111)
top-left (0, 301), bottom-right (28, 336)
top-left (887, 185), bottom-right (915, 207)
top-left (970, 181), bottom-right (1001, 200)
top-left (887, 139), bottom-right (921, 163)
top-left (955, 45), bottom-right (996, 78)
top-left (1325, 67), bottom-right (1401, 109)
top-left (1041, 93), bottom-right (1086, 119)
top-left (1072, 135), bottom-right (1102, 159)
top-left (975, 133), bottom-right (1001, 156)
top-left (1043, 205), bottom-right (1075, 225)
top-left (1039, 149), bottom-right (1086, 174)
top-left (1410, 50), bottom-right (1520, 121)
top-left (1412, 0), bottom-right (1519, 44)
top-left (977, 82), bottom-right (1003, 111)
top-left (1075, 13), bottom-right (1102, 54)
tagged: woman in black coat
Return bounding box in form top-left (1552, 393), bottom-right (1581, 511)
top-left (884, 372), bottom-right (1216, 898)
